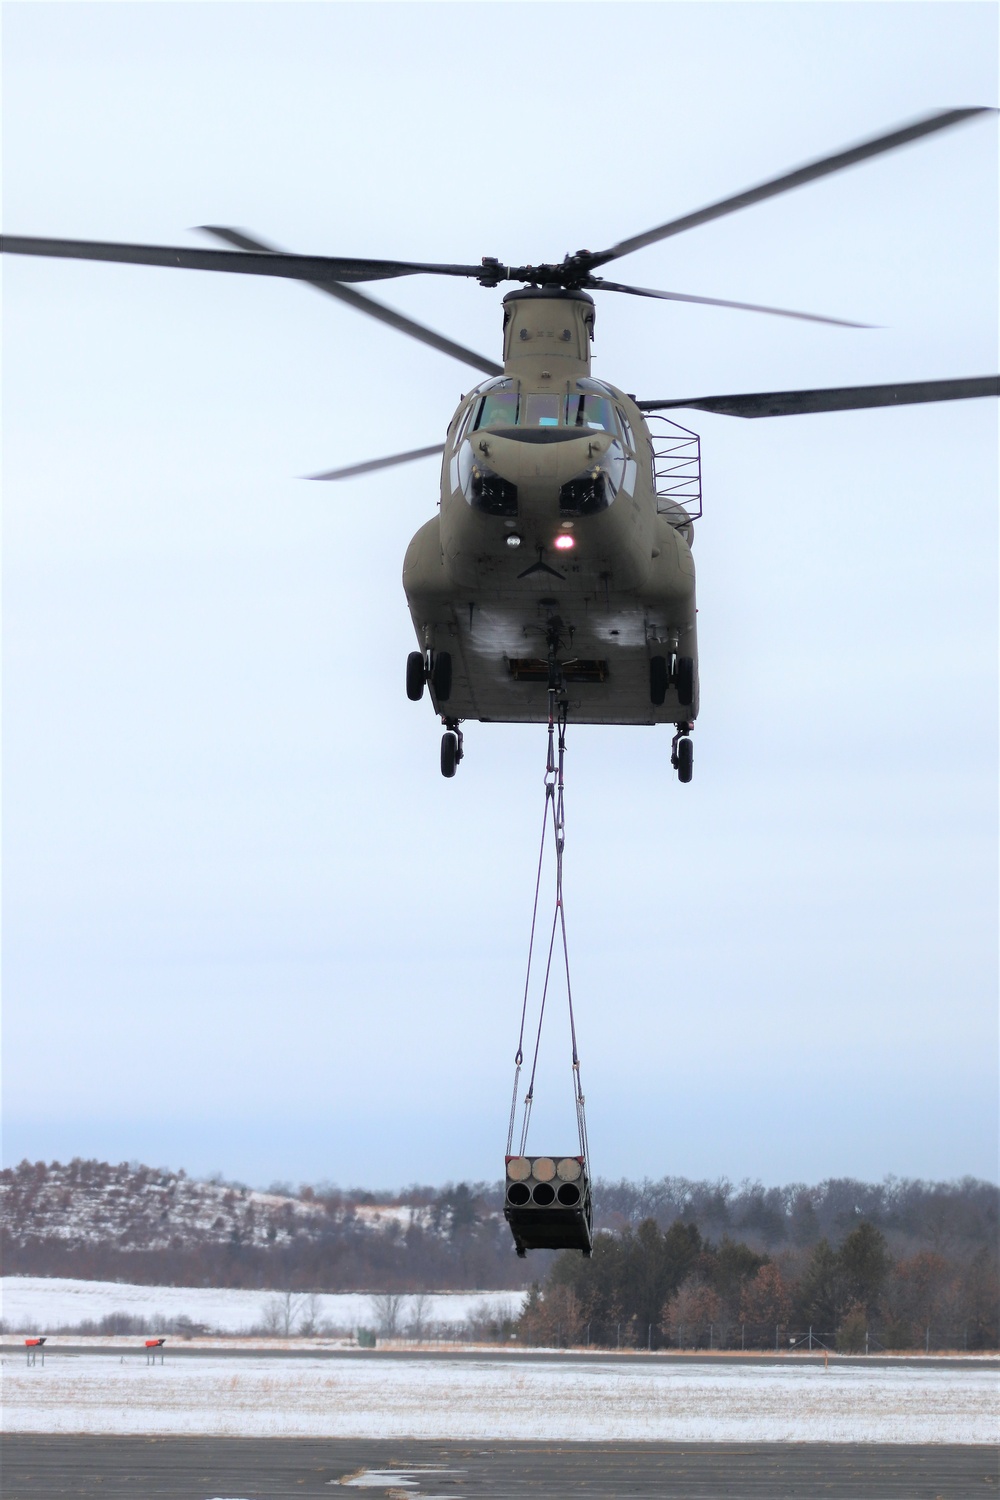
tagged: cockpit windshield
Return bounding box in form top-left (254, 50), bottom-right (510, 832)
top-left (477, 390), bottom-right (520, 428)
top-left (565, 392), bottom-right (616, 432)
top-left (472, 387), bottom-right (618, 434)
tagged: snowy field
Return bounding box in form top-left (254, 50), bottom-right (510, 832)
top-left (3, 1352), bottom-right (996, 1443)
top-left (0, 1277), bottom-right (522, 1335)
top-left (4, 1278), bottom-right (996, 1444)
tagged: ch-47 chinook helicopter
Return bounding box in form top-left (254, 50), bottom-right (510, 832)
top-left (4, 109), bottom-right (997, 781)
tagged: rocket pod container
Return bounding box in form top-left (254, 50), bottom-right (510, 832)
top-left (504, 1154), bottom-right (593, 1257)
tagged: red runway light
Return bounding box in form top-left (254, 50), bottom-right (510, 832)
top-left (554, 534), bottom-right (575, 551)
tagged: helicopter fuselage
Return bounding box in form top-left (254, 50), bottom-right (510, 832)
top-left (403, 288), bottom-right (699, 727)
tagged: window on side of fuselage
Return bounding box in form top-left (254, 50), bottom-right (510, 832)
top-left (615, 408), bottom-right (636, 454)
top-left (451, 400), bottom-right (476, 448)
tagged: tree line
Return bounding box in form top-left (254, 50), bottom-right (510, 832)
top-left (2, 1159), bottom-right (995, 1327)
top-left (519, 1217), bottom-right (999, 1352)
top-left (594, 1174), bottom-right (997, 1259)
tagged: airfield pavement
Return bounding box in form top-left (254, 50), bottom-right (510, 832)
top-left (4, 1347), bottom-right (998, 1498)
top-left (3, 1434), bottom-right (999, 1499)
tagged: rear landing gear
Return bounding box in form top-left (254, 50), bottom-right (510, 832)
top-left (440, 718), bottom-right (464, 778)
top-left (671, 722), bottom-right (694, 783)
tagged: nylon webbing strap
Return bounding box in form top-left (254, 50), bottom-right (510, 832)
top-left (507, 697), bottom-right (589, 1168)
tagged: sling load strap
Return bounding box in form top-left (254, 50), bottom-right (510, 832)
top-left (506, 695), bottom-right (589, 1167)
top-left (505, 705), bottom-right (557, 1156)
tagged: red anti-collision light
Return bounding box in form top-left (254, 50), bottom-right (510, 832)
top-left (553, 534), bottom-right (575, 551)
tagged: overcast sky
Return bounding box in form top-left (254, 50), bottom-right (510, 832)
top-left (3, 2), bottom-right (997, 1192)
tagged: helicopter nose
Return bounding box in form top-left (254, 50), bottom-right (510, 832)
top-left (468, 433), bottom-right (519, 482)
top-left (472, 430), bottom-right (613, 485)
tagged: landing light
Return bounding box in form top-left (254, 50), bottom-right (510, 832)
top-left (506, 534), bottom-right (522, 549)
top-left (554, 534), bottom-right (575, 551)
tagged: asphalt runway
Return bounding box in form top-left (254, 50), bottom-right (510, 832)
top-left (3, 1343), bottom-right (992, 1369)
top-left (5, 1435), bottom-right (998, 1498)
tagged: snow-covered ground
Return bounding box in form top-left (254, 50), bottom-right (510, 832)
top-left (3, 1353), bottom-right (996, 1443)
top-left (0, 1162), bottom-right (336, 1250)
top-left (4, 1276), bottom-right (996, 1445)
top-left (1, 1277), bottom-right (523, 1335)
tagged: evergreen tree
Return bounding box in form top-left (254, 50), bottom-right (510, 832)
top-left (708, 1236), bottom-right (768, 1312)
top-left (546, 1218), bottom-right (702, 1347)
top-left (795, 1238), bottom-right (842, 1332)
top-left (838, 1222), bottom-right (891, 1317)
top-left (960, 1246), bottom-right (1000, 1350)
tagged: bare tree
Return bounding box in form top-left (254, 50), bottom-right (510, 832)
top-left (465, 1296), bottom-right (518, 1344)
top-left (406, 1293), bottom-right (431, 1342)
top-left (261, 1297), bottom-right (284, 1335)
top-left (298, 1293), bottom-right (322, 1337)
top-left (263, 1289), bottom-right (307, 1336)
top-left (370, 1292), bottom-right (404, 1339)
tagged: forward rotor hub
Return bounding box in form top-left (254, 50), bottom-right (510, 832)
top-left (478, 253), bottom-right (598, 291)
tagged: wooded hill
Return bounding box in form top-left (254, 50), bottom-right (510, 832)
top-left (2, 1159), bottom-right (995, 1333)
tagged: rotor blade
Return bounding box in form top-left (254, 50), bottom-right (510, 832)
top-left (1, 234), bottom-right (485, 285)
top-left (199, 226), bottom-right (501, 376)
top-left (638, 376), bottom-right (1000, 419)
top-left (592, 279), bottom-right (871, 328)
top-left (305, 444), bottom-right (445, 481)
top-left (588, 108), bottom-right (997, 268)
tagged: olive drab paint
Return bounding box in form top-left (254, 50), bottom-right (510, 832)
top-left (403, 289), bottom-right (700, 733)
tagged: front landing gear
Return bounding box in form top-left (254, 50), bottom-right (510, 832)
top-left (441, 718), bottom-right (464, 778)
top-left (671, 722), bottom-right (694, 783)
top-left (405, 648), bottom-right (453, 704)
top-left (406, 651), bottom-right (425, 702)
top-left (650, 653), bottom-right (694, 708)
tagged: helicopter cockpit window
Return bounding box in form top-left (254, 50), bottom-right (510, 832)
top-left (474, 390), bottom-right (520, 429)
top-left (566, 393), bottom-right (617, 433)
top-left (522, 393), bottom-right (562, 427)
top-left (616, 408), bottom-right (635, 452)
top-left (452, 401), bottom-right (476, 447)
top-left (470, 383), bottom-right (620, 435)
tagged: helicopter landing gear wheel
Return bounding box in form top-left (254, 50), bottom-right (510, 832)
top-left (441, 733), bottom-right (459, 778)
top-left (675, 655), bottom-right (695, 708)
top-left (440, 718), bottom-right (463, 779)
top-left (432, 650), bottom-right (453, 702)
top-left (406, 651), bottom-right (426, 702)
top-left (649, 655), bottom-right (668, 706)
top-left (671, 722), bottom-right (694, 783)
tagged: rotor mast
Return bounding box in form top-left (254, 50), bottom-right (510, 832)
top-left (501, 287), bottom-right (595, 381)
